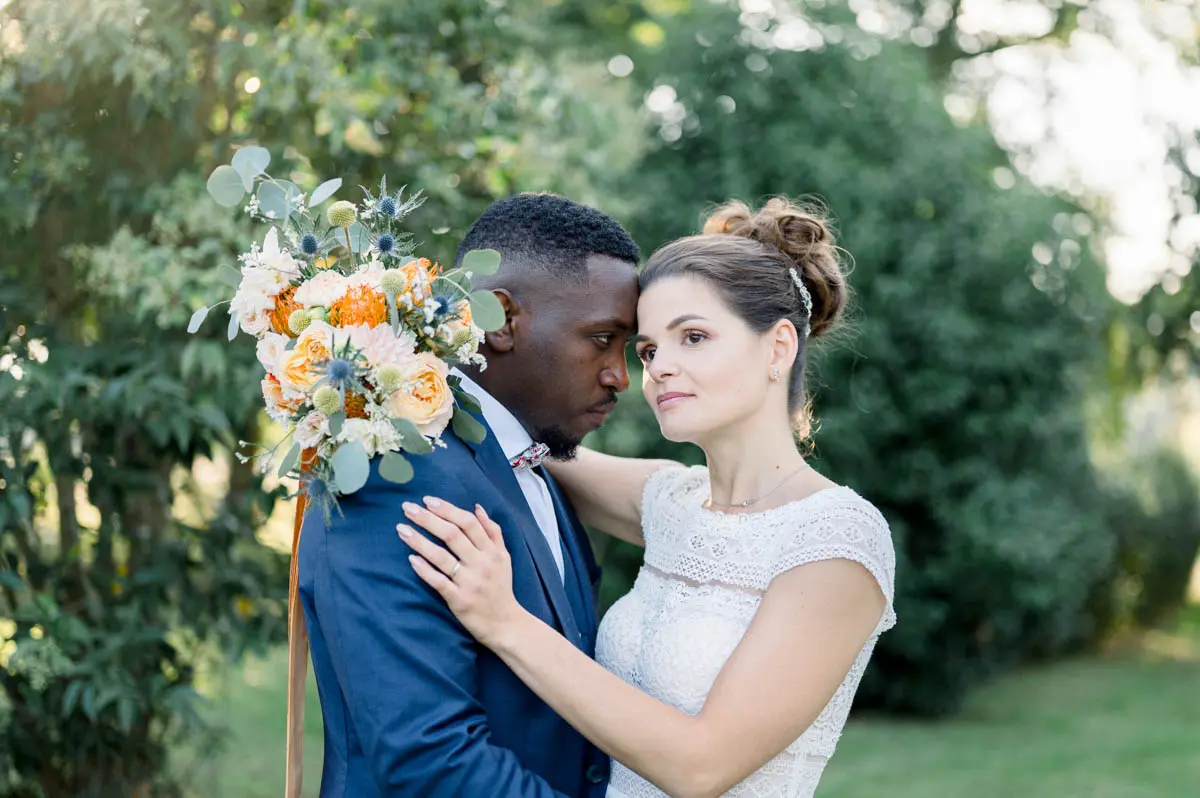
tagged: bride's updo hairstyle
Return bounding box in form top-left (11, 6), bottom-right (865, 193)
top-left (639, 197), bottom-right (849, 436)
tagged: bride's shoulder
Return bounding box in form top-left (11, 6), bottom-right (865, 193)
top-left (643, 463), bottom-right (707, 507)
top-left (797, 486), bottom-right (890, 531)
top-left (772, 486), bottom-right (896, 575)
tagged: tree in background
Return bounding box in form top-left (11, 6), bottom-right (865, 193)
top-left (585, 1), bottom-right (1119, 715)
top-left (0, 0), bottom-right (634, 793)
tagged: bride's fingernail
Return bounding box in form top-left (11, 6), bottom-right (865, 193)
top-left (423, 496), bottom-right (441, 508)
top-left (402, 502), bottom-right (420, 515)
top-left (397, 524), bottom-right (413, 537)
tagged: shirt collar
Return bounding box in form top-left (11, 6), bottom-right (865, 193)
top-left (451, 369), bottom-right (533, 462)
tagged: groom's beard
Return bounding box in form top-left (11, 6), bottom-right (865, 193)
top-left (532, 425), bottom-right (583, 461)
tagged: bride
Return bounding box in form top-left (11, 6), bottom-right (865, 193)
top-left (397, 198), bottom-right (897, 798)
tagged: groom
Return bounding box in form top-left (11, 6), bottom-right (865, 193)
top-left (298, 193), bottom-right (640, 797)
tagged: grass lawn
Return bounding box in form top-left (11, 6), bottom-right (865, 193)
top-left (191, 605), bottom-right (1200, 798)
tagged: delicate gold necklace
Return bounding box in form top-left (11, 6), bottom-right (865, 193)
top-left (704, 463), bottom-right (809, 510)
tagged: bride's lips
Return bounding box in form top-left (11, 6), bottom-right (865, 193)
top-left (656, 392), bottom-right (693, 410)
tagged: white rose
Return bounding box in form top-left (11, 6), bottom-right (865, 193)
top-left (294, 270), bottom-right (349, 309)
top-left (336, 418), bottom-right (375, 456)
top-left (294, 411), bottom-right (331, 449)
top-left (256, 332), bottom-right (289, 375)
top-left (241, 310), bottom-right (273, 337)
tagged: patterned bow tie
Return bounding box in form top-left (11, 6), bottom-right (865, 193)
top-left (509, 442), bottom-right (550, 472)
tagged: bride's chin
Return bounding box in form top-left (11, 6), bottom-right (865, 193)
top-left (656, 420), bottom-right (697, 445)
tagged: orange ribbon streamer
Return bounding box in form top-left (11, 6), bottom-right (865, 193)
top-left (285, 452), bottom-right (314, 798)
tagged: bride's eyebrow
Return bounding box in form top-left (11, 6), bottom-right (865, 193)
top-left (633, 313), bottom-right (708, 345)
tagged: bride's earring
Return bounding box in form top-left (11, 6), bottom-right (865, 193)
top-left (770, 367), bottom-right (780, 382)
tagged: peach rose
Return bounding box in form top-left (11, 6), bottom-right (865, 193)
top-left (386, 352), bottom-right (454, 437)
top-left (279, 321), bottom-right (334, 394)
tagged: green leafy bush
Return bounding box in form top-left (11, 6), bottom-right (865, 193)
top-left (1090, 449), bottom-right (1200, 637)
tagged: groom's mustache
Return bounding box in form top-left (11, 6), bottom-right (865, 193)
top-left (588, 394), bottom-right (618, 414)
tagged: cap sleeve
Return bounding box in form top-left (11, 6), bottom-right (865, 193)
top-left (772, 495), bottom-right (897, 633)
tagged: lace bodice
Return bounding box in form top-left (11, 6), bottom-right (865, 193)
top-left (596, 466), bottom-right (896, 798)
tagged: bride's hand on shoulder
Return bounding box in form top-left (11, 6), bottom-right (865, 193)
top-left (397, 497), bottom-right (525, 648)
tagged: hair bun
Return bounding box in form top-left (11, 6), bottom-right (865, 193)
top-left (702, 197), bottom-right (847, 338)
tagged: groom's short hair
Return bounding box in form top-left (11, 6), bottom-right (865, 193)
top-left (456, 193), bottom-right (640, 277)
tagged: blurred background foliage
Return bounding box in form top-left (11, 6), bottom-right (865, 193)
top-left (1, 0), bottom-right (1199, 795)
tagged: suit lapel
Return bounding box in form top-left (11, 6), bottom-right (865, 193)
top-left (540, 468), bottom-right (598, 636)
top-left (461, 416), bottom-right (582, 646)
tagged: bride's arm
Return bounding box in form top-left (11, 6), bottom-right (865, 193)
top-left (398, 501), bottom-right (887, 798)
top-left (544, 448), bottom-right (678, 547)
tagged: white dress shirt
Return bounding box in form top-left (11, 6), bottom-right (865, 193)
top-left (452, 371), bottom-right (565, 582)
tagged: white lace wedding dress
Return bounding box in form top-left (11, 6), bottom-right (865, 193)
top-left (596, 466), bottom-right (897, 798)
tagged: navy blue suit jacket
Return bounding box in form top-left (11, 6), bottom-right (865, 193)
top-left (298, 415), bottom-right (610, 797)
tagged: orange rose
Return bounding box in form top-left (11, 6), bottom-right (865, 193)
top-left (262, 374), bottom-right (302, 414)
top-left (386, 353), bottom-right (454, 437)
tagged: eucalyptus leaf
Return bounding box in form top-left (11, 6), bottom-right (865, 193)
top-left (379, 451), bottom-right (415, 484)
top-left (468, 289), bottom-right (506, 332)
top-left (451, 388), bottom-right (482, 415)
top-left (462, 248), bottom-right (502, 275)
top-left (231, 146), bottom-right (270, 188)
top-left (327, 411), bottom-right (345, 437)
top-left (331, 441), bottom-right (370, 494)
top-left (257, 182), bottom-right (291, 220)
top-left (217, 264), bottom-right (243, 288)
top-left (436, 271), bottom-right (471, 293)
top-left (186, 307), bottom-right (209, 334)
top-left (277, 179), bottom-right (305, 202)
top-left (278, 442), bottom-right (301, 478)
top-left (392, 418), bottom-right (434, 455)
top-left (206, 165), bottom-right (246, 207)
top-left (227, 312), bottom-right (240, 341)
top-left (451, 407), bottom-right (487, 444)
top-left (309, 177), bottom-right (342, 206)
top-left (346, 221), bottom-right (369, 253)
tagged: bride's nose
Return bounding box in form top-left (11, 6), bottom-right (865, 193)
top-left (646, 351), bottom-right (679, 382)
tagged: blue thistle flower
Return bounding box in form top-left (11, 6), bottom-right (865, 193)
top-left (432, 294), bottom-right (453, 316)
top-left (305, 478), bottom-right (328, 501)
top-left (324, 358), bottom-right (355, 389)
top-left (376, 233), bottom-right (396, 255)
top-left (300, 233), bottom-right (320, 255)
top-left (379, 197), bottom-right (398, 217)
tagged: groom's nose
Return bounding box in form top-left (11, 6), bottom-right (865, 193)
top-left (599, 351), bottom-right (630, 393)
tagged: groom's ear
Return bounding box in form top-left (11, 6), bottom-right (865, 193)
top-left (483, 290), bottom-right (520, 353)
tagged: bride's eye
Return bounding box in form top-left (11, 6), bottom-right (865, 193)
top-left (683, 330), bottom-right (707, 346)
top-left (636, 345), bottom-right (656, 363)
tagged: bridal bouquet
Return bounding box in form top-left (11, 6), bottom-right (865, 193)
top-left (189, 146), bottom-right (502, 510)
